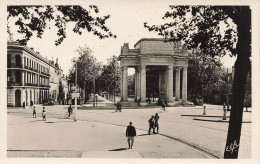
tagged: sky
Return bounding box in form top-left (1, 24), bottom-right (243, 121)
top-left (9, 1), bottom-right (236, 75)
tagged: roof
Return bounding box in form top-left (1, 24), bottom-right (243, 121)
top-left (7, 41), bottom-right (62, 71)
top-left (134, 38), bottom-right (166, 48)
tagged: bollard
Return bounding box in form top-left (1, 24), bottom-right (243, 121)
top-left (203, 106), bottom-right (206, 115)
top-left (223, 105), bottom-right (227, 120)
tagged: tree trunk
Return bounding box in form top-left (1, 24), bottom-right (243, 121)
top-left (224, 6), bottom-right (251, 159)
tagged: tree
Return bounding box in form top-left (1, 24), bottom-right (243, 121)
top-left (127, 75), bottom-right (135, 97)
top-left (7, 5), bottom-right (116, 46)
top-left (58, 80), bottom-right (64, 104)
top-left (188, 49), bottom-right (225, 103)
top-left (97, 55), bottom-right (121, 101)
top-left (68, 45), bottom-right (102, 102)
top-left (144, 6), bottom-right (251, 158)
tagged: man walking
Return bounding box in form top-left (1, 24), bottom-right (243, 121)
top-left (126, 122), bottom-right (136, 149)
top-left (154, 113), bottom-right (160, 134)
top-left (148, 115), bottom-right (155, 134)
top-left (42, 107), bottom-right (46, 121)
top-left (68, 105), bottom-right (73, 117)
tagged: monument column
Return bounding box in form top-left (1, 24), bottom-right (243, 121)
top-left (167, 65), bottom-right (174, 105)
top-left (122, 66), bottom-right (128, 102)
top-left (137, 66), bottom-right (141, 102)
top-left (175, 67), bottom-right (181, 100)
top-left (140, 65), bottom-right (147, 106)
top-left (135, 67), bottom-right (141, 102)
top-left (182, 66), bottom-right (188, 101)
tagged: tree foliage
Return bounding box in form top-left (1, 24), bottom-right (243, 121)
top-left (68, 45), bottom-right (101, 94)
top-left (127, 75), bottom-right (135, 97)
top-left (144, 6), bottom-right (239, 57)
top-left (144, 6), bottom-right (251, 158)
top-left (188, 49), bottom-right (225, 102)
top-left (97, 55), bottom-right (121, 94)
top-left (7, 5), bottom-right (116, 46)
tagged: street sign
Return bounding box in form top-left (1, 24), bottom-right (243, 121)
top-left (71, 93), bottom-right (80, 99)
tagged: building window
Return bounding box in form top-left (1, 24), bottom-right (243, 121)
top-left (24, 57), bottom-right (26, 67)
top-left (15, 55), bottom-right (21, 68)
top-left (7, 55), bottom-right (11, 68)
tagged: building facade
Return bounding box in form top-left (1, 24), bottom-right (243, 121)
top-left (118, 38), bottom-right (188, 106)
top-left (7, 41), bottom-right (68, 107)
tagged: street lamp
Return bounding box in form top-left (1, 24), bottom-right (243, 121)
top-left (74, 62), bottom-right (77, 122)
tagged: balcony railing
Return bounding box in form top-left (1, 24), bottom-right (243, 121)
top-left (7, 81), bottom-right (22, 86)
top-left (40, 84), bottom-right (51, 88)
top-left (8, 63), bottom-right (22, 68)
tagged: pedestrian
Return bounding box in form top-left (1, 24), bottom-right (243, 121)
top-left (30, 100), bottom-right (33, 108)
top-left (154, 113), bottom-right (160, 134)
top-left (32, 106), bottom-right (36, 118)
top-left (125, 122), bottom-right (136, 149)
top-left (115, 101), bottom-right (122, 112)
top-left (245, 101), bottom-right (249, 112)
top-left (161, 101), bottom-right (166, 111)
top-left (148, 97), bottom-right (151, 104)
top-left (68, 105), bottom-right (73, 117)
top-left (23, 101), bottom-right (25, 109)
top-left (148, 115), bottom-right (155, 134)
top-left (42, 107), bottom-right (46, 121)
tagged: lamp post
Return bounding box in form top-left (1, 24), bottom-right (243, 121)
top-left (74, 62), bottom-right (77, 122)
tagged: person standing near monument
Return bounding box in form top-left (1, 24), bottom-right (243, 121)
top-left (32, 106), bottom-right (36, 118)
top-left (125, 122), bottom-right (136, 149)
top-left (42, 107), bottom-right (46, 121)
top-left (148, 115), bottom-right (155, 134)
top-left (23, 101), bottom-right (25, 109)
top-left (154, 113), bottom-right (160, 134)
top-left (30, 100), bottom-right (34, 107)
top-left (115, 101), bottom-right (122, 112)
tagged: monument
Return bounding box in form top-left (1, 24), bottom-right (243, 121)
top-left (118, 38), bottom-right (188, 107)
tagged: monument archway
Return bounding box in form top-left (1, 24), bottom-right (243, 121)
top-left (118, 38), bottom-right (188, 107)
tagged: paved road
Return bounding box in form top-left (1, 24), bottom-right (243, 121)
top-left (7, 104), bottom-right (251, 158)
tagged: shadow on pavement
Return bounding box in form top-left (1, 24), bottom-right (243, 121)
top-left (138, 133), bottom-right (150, 136)
top-left (194, 118), bottom-right (251, 123)
top-left (108, 148), bottom-right (127, 151)
top-left (45, 122), bottom-right (55, 123)
top-left (29, 120), bottom-right (44, 122)
top-left (193, 118), bottom-right (228, 123)
top-left (182, 114), bottom-right (230, 118)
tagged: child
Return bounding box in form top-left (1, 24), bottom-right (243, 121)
top-left (42, 107), bottom-right (46, 121)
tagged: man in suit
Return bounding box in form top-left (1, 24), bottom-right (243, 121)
top-left (126, 122), bottom-right (136, 149)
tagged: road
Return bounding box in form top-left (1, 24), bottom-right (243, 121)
top-left (7, 104), bottom-right (251, 158)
